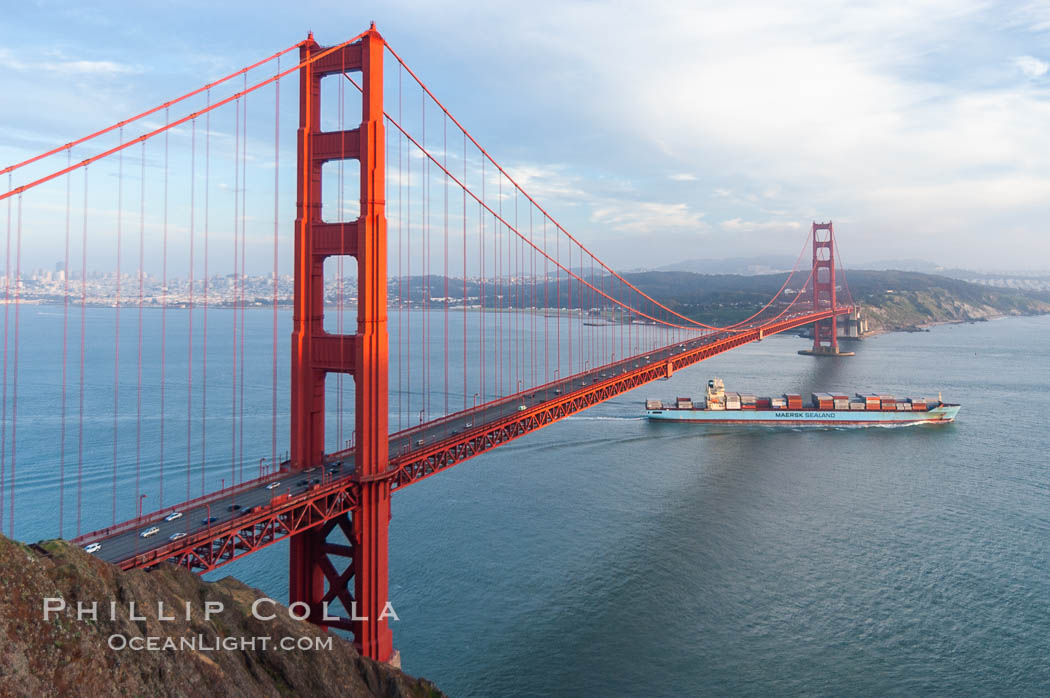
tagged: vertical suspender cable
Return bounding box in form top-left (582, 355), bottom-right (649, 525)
top-left (406, 91), bottom-right (411, 424)
top-left (231, 97), bottom-right (240, 485)
top-left (462, 132), bottom-right (467, 411)
top-left (240, 78), bottom-right (248, 483)
top-left (443, 114), bottom-right (449, 417)
top-left (1, 173), bottom-right (11, 535)
top-left (497, 174), bottom-right (502, 398)
top-left (567, 232), bottom-right (572, 376)
top-left (113, 128), bottom-right (123, 525)
top-left (136, 141), bottom-right (145, 516)
top-left (202, 92), bottom-right (211, 493)
top-left (480, 159), bottom-right (485, 402)
top-left (187, 119), bottom-right (196, 502)
top-left (77, 168), bottom-right (88, 534)
top-left (272, 59), bottom-right (281, 468)
top-left (159, 111), bottom-right (169, 509)
top-left (9, 194), bottom-right (21, 534)
top-left (530, 206), bottom-right (535, 386)
top-left (60, 153), bottom-right (71, 536)
top-left (398, 65), bottom-right (403, 431)
top-left (421, 93), bottom-right (428, 418)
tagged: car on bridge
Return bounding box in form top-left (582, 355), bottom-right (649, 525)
top-left (201, 516), bottom-right (217, 525)
top-left (139, 526), bottom-right (160, 538)
top-left (265, 482), bottom-right (281, 490)
top-left (84, 542), bottom-right (101, 554)
top-left (169, 532), bottom-right (187, 541)
top-left (164, 511), bottom-right (183, 522)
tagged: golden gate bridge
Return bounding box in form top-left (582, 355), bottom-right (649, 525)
top-left (0, 25), bottom-right (853, 663)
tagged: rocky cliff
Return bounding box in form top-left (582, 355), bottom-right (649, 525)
top-left (840, 271), bottom-right (1050, 333)
top-left (0, 535), bottom-right (443, 697)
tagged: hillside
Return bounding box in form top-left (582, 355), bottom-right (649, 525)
top-left (830, 270), bottom-right (1050, 332)
top-left (618, 269), bottom-right (1050, 331)
top-left (0, 535), bottom-right (443, 697)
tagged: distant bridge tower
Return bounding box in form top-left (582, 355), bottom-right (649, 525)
top-left (812, 221), bottom-right (837, 352)
top-left (288, 26), bottom-right (395, 664)
top-left (799, 221), bottom-right (853, 357)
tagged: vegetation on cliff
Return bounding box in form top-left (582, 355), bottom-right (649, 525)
top-left (0, 535), bottom-right (443, 697)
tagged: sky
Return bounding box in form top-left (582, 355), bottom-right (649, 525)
top-left (2, 0), bottom-right (1049, 272)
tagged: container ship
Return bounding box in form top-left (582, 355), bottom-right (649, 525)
top-left (645, 378), bottom-right (960, 426)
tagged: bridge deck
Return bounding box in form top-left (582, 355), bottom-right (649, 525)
top-left (75, 307), bottom-right (850, 572)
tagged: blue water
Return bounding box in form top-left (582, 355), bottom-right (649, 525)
top-left (6, 310), bottom-right (1050, 695)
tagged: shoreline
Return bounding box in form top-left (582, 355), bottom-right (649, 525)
top-left (860, 311), bottom-right (1047, 338)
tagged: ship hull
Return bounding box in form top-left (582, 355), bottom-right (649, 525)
top-left (645, 404), bottom-right (960, 426)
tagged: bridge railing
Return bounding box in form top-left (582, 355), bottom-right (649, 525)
top-left (71, 463), bottom-right (290, 545)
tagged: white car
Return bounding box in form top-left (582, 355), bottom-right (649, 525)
top-left (164, 511), bottom-right (183, 522)
top-left (139, 526), bottom-right (160, 538)
top-left (265, 482), bottom-right (281, 490)
top-left (84, 542), bottom-right (101, 554)
top-left (169, 532), bottom-right (187, 541)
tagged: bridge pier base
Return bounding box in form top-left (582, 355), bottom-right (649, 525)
top-left (797, 346), bottom-right (855, 357)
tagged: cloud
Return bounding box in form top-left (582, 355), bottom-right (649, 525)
top-left (721, 219), bottom-right (802, 233)
top-left (0, 49), bottom-right (140, 76)
top-left (590, 201), bottom-right (707, 235)
top-left (464, 0), bottom-right (1050, 267)
top-left (1014, 55), bottom-right (1049, 77)
top-left (669, 173), bottom-right (697, 181)
top-left (503, 163), bottom-right (588, 200)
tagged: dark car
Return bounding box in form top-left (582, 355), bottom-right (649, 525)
top-left (297, 480), bottom-right (308, 486)
top-left (241, 507), bottom-right (254, 515)
top-left (227, 504), bottom-right (242, 511)
top-left (311, 478), bottom-right (321, 484)
top-left (201, 516), bottom-right (217, 524)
